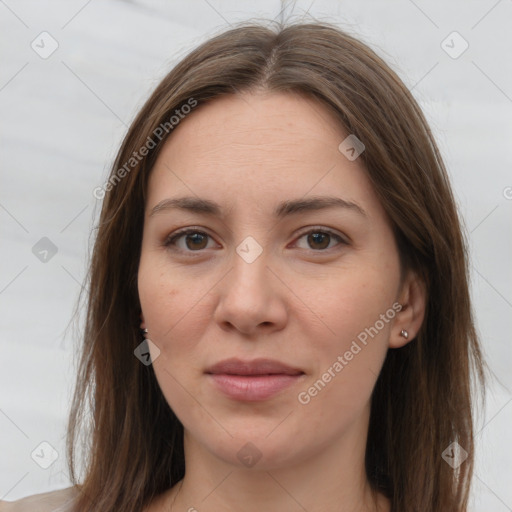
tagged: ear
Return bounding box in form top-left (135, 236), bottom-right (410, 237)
top-left (390, 270), bottom-right (426, 348)
top-left (140, 312), bottom-right (146, 330)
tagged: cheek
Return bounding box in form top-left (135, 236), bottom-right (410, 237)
top-left (294, 279), bottom-right (393, 432)
top-left (138, 261), bottom-right (209, 418)
top-left (137, 256), bottom-right (216, 367)
top-left (139, 255), bottom-right (179, 343)
top-left (297, 259), bottom-right (399, 403)
top-left (310, 265), bottom-right (398, 345)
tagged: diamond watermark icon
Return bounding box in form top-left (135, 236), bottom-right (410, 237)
top-left (32, 237), bottom-right (58, 263)
top-left (338, 134), bottom-right (365, 161)
top-left (31, 31), bottom-right (59, 59)
top-left (134, 338), bottom-right (161, 366)
top-left (237, 442), bottom-right (262, 468)
top-left (31, 441), bottom-right (59, 469)
top-left (48, 469), bottom-right (72, 486)
top-left (236, 236), bottom-right (263, 264)
top-left (441, 441), bottom-right (469, 469)
top-left (441, 31), bottom-right (469, 59)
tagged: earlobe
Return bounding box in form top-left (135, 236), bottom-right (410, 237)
top-left (390, 270), bottom-right (427, 348)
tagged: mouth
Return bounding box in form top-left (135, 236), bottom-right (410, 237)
top-left (205, 358), bottom-right (305, 402)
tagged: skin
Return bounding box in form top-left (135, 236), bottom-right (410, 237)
top-left (138, 91), bottom-right (425, 512)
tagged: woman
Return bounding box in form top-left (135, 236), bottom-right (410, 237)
top-left (1, 21), bottom-right (486, 512)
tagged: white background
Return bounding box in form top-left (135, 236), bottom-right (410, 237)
top-left (0, 0), bottom-right (511, 509)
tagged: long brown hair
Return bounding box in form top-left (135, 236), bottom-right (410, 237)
top-left (67, 21), bottom-right (486, 511)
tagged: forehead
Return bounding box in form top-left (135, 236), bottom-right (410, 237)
top-left (160, 91), bottom-right (345, 164)
top-left (147, 92), bottom-right (380, 219)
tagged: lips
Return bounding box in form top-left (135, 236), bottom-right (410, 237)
top-left (206, 358), bottom-right (303, 376)
top-left (205, 358), bottom-right (305, 401)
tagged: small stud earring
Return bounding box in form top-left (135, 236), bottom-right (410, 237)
top-left (400, 329), bottom-right (409, 339)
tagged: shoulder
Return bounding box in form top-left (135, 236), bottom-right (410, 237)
top-left (0, 486), bottom-right (80, 512)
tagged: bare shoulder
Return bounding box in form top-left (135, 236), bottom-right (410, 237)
top-left (0, 486), bottom-right (80, 512)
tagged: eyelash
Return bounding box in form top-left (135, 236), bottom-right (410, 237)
top-left (163, 226), bottom-right (348, 254)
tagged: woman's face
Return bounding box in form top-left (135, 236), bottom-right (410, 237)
top-left (138, 91), bottom-right (407, 470)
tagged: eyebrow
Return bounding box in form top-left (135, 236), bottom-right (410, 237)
top-left (149, 195), bottom-right (367, 218)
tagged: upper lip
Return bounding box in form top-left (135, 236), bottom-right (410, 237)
top-left (206, 358), bottom-right (304, 376)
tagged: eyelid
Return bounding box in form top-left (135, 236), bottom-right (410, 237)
top-left (294, 225), bottom-right (348, 240)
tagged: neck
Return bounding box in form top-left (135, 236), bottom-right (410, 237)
top-left (161, 409), bottom-right (390, 512)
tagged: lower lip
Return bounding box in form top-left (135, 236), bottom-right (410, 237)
top-left (208, 374), bottom-right (303, 401)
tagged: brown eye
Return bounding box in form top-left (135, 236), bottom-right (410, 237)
top-left (165, 229), bottom-right (215, 252)
top-left (307, 232), bottom-right (331, 250)
top-left (183, 232), bottom-right (209, 250)
top-left (294, 228), bottom-right (347, 251)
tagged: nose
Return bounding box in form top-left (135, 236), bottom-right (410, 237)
top-left (213, 250), bottom-right (288, 337)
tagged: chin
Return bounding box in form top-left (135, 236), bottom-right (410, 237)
top-left (188, 420), bottom-right (318, 471)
